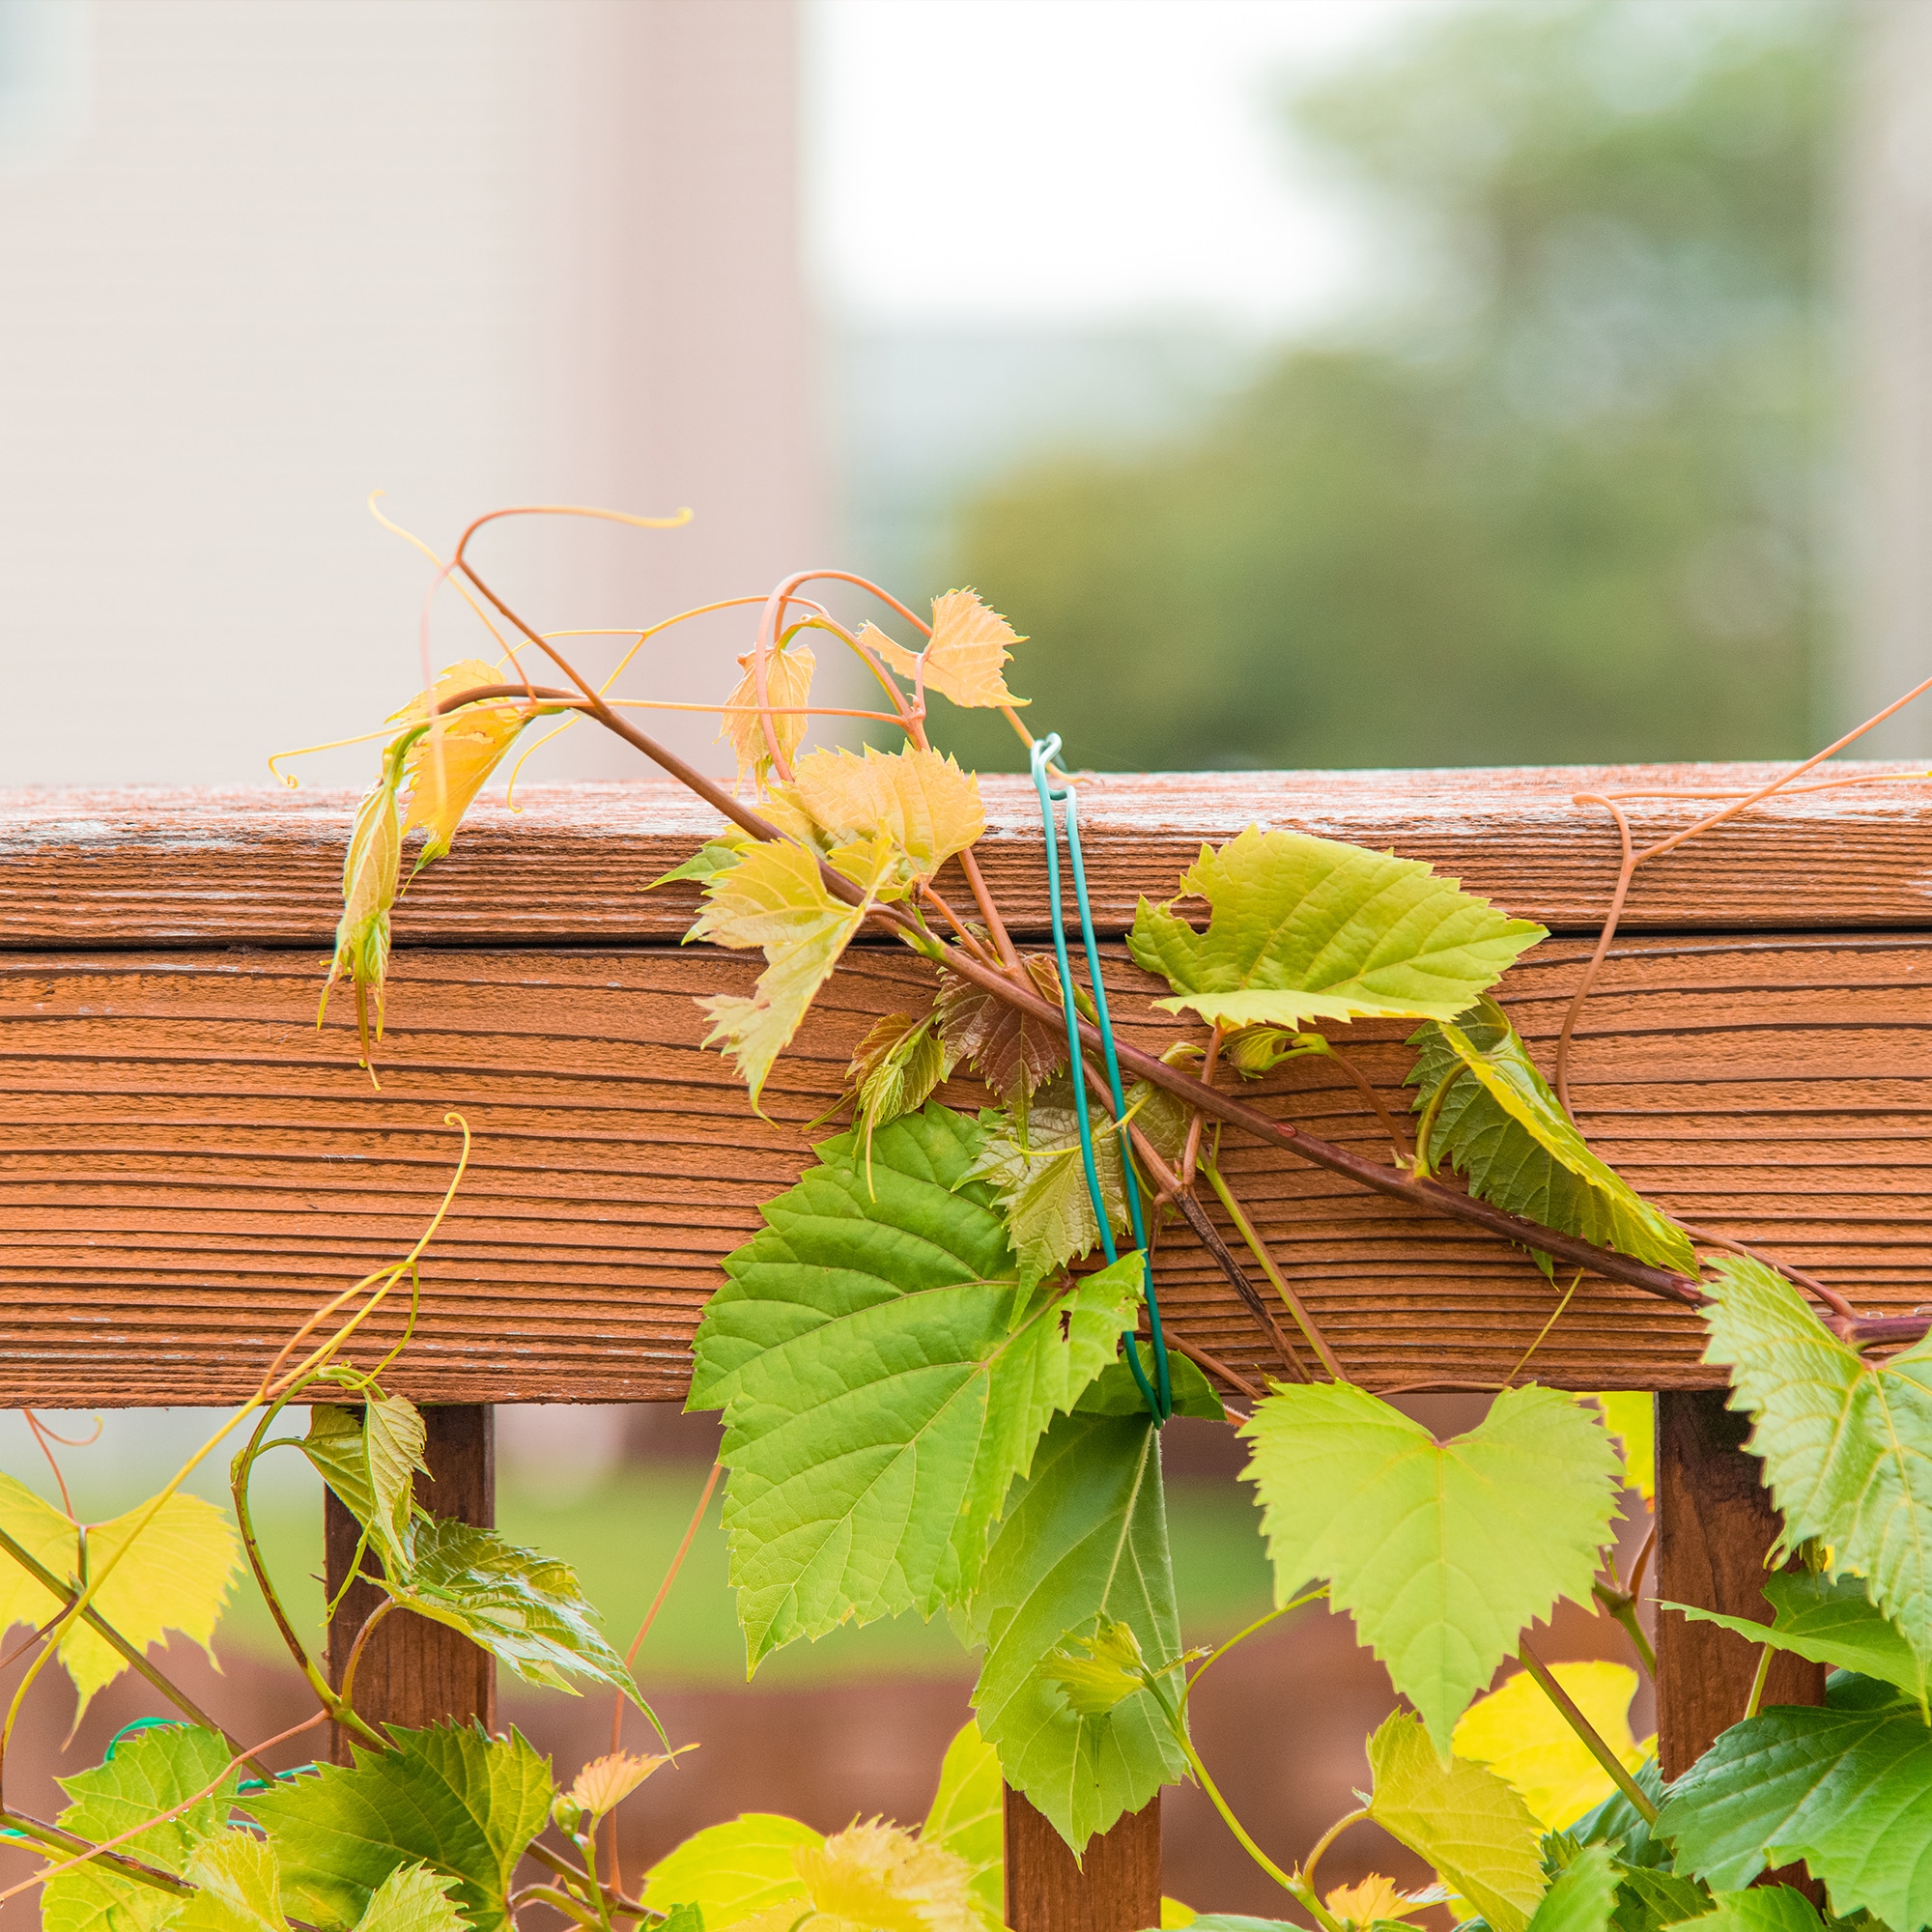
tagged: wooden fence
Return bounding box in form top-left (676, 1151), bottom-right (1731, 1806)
top-left (5, 765), bottom-right (1928, 1930)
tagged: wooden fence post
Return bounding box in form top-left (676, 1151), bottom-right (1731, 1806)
top-left (324, 1404), bottom-right (496, 1760)
top-left (1656, 1390), bottom-right (1826, 1778)
top-left (1004, 1786), bottom-right (1160, 1932)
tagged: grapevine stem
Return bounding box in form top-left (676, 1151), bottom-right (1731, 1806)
top-left (1301, 1806), bottom-right (1370, 1896)
top-left (1516, 1641), bottom-right (1657, 1824)
top-left (1744, 1641), bottom-right (1775, 1722)
top-left (1201, 1160), bottom-right (1347, 1381)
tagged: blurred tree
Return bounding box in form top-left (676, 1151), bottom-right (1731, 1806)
top-left (924, 0), bottom-right (1842, 774)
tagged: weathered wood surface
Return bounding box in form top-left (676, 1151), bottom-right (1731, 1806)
top-left (6, 765), bottom-right (1932, 947)
top-left (1004, 1789), bottom-right (1160, 1932)
top-left (1655, 1391), bottom-right (1827, 1780)
top-left (324, 1405), bottom-right (496, 1760)
top-left (4, 911), bottom-right (1928, 1403)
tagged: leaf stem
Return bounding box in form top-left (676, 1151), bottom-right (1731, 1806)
top-left (1301, 1806), bottom-right (1370, 1895)
top-left (1516, 1641), bottom-right (1657, 1824)
top-left (1744, 1641), bottom-right (1775, 1722)
top-left (1201, 1159), bottom-right (1348, 1381)
top-left (1181, 1589), bottom-right (1326, 1717)
top-left (1590, 1580), bottom-right (1657, 1678)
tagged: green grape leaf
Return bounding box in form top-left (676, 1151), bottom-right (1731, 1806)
top-left (1570, 1760), bottom-right (1668, 1874)
top-left (966, 1409), bottom-right (1185, 1854)
top-left (1077, 1345), bottom-right (1225, 1421)
top-left (923, 1721), bottom-right (1003, 1925)
top-left (648, 829), bottom-right (753, 891)
top-left (716, 1246), bottom-right (1146, 1664)
top-left (1127, 826), bottom-right (1544, 1031)
top-left (936, 954), bottom-right (1070, 1102)
top-left (43, 1725), bottom-right (239, 1932)
top-left (1701, 1257), bottom-right (1932, 1695)
top-left (298, 1399), bottom-right (426, 1576)
top-left (1525, 1844), bottom-right (1620, 1932)
top-left (1663, 1571), bottom-right (1922, 1702)
top-left (384, 1518), bottom-right (643, 1702)
top-left (641, 1814), bottom-right (822, 1926)
top-left (1609, 1863), bottom-right (1709, 1932)
top-left (967, 1080), bottom-right (1129, 1289)
top-left (690, 1104), bottom-right (1014, 1414)
top-left (1408, 1002), bottom-right (1696, 1278)
top-left (243, 1722), bottom-right (553, 1932)
top-left (1673, 1891), bottom-right (1822, 1932)
top-left (1654, 1701), bottom-right (1932, 1926)
top-left (0, 1477), bottom-right (240, 1727)
top-left (688, 831), bottom-right (899, 1108)
top-left (1241, 1384), bottom-right (1622, 1748)
top-left (1367, 1712), bottom-right (1548, 1932)
top-left (1590, 1396), bottom-right (1656, 1504)
top-left (170, 1833), bottom-right (292, 1932)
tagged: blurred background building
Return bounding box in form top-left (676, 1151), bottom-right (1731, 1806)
top-left (0, 0), bottom-right (1921, 1916)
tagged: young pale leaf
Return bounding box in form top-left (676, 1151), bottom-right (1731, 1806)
top-left (1241, 1385), bottom-right (1621, 1748)
top-left (967, 1409), bottom-right (1186, 1854)
top-left (0, 1477), bottom-right (241, 1727)
top-left (690, 1104), bottom-right (1014, 1413)
top-left (719, 640), bottom-right (815, 790)
top-left (1408, 1003), bottom-right (1696, 1277)
top-left (564, 1750), bottom-right (670, 1821)
top-left (1590, 1395), bottom-right (1656, 1504)
top-left (43, 1724), bottom-right (239, 1932)
top-left (846, 1012), bottom-right (955, 1171)
top-left (786, 1818), bottom-right (984, 1932)
top-left (243, 1722), bottom-right (554, 1932)
top-left (322, 746), bottom-right (407, 1062)
top-left (689, 832), bottom-right (892, 1108)
top-left (1654, 1701), bottom-right (1932, 1927)
top-left (1324, 1874), bottom-right (1431, 1928)
top-left (1453, 1662), bottom-right (1652, 1831)
top-left (1664, 1570), bottom-right (1923, 1702)
top-left (780, 744), bottom-right (985, 879)
top-left (170, 1833), bottom-right (292, 1932)
top-left (348, 1866), bottom-right (467, 1932)
top-left (298, 1399), bottom-right (426, 1577)
top-left (1128, 827), bottom-right (1544, 1032)
top-left (1366, 1712), bottom-right (1548, 1932)
top-left (384, 1517), bottom-right (642, 1701)
top-left (393, 661), bottom-right (551, 870)
top-left (862, 589), bottom-right (1027, 710)
top-left (641, 1814), bottom-right (824, 1927)
top-left (967, 1080), bottom-right (1128, 1289)
top-left (1524, 1844), bottom-right (1620, 1932)
top-left (922, 1720), bottom-right (1003, 1926)
top-left (1702, 1257), bottom-right (1932, 1693)
top-left (1041, 1618), bottom-right (1155, 1717)
top-left (715, 1248), bottom-right (1146, 1663)
top-left (936, 954), bottom-right (1070, 1102)
top-left (1674, 1890), bottom-right (1823, 1932)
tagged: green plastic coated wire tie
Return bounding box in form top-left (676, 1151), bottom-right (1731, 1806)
top-left (1029, 734), bottom-right (1172, 1422)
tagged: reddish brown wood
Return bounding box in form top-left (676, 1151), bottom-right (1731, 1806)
top-left (7, 765), bottom-right (1932, 949)
top-left (324, 1404), bottom-right (495, 1760)
top-left (1004, 1786), bottom-right (1160, 1932)
top-left (1656, 1390), bottom-right (1827, 1780)
top-left (5, 932), bottom-right (1930, 1402)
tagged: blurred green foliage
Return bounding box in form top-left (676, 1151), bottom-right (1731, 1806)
top-left (930, 0), bottom-right (1842, 775)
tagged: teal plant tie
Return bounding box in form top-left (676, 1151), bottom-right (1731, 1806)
top-left (1029, 734), bottom-right (1172, 1421)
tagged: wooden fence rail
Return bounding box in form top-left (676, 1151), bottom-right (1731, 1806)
top-left (6, 766), bottom-right (1928, 1930)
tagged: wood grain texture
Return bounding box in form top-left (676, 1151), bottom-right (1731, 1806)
top-left (324, 1404), bottom-right (496, 1761)
top-left (4, 927), bottom-right (1927, 1403)
top-left (1004, 1788), bottom-right (1159, 1932)
top-left (7, 765), bottom-right (1932, 949)
top-left (1656, 1391), bottom-right (1826, 1780)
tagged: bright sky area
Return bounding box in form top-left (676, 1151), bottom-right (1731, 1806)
top-left (808, 0), bottom-right (1457, 331)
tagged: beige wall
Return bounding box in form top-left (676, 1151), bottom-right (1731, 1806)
top-left (0, 0), bottom-right (821, 787)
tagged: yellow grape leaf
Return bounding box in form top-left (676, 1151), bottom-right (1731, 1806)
top-left (0, 1475), bottom-right (240, 1726)
top-left (862, 589), bottom-right (1028, 710)
top-left (690, 834), bottom-right (895, 1107)
top-left (323, 757), bottom-right (404, 1064)
top-left (1326, 1875), bottom-right (1431, 1926)
top-left (1591, 1393), bottom-right (1655, 1503)
top-left (720, 640), bottom-right (816, 790)
top-left (1452, 1661), bottom-right (1653, 1832)
top-left (736, 1818), bottom-right (981, 1932)
top-left (781, 746), bottom-right (985, 879)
